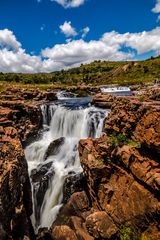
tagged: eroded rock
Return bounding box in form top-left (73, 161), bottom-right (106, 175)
top-left (52, 225), bottom-right (78, 240)
top-left (0, 124), bottom-right (34, 239)
top-left (85, 211), bottom-right (118, 239)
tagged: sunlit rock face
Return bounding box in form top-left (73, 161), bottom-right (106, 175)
top-left (0, 104), bottom-right (40, 239)
top-left (0, 88), bottom-right (55, 239)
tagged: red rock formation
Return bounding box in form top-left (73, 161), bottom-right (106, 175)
top-left (1, 87), bottom-right (57, 102)
top-left (0, 122), bottom-right (34, 239)
top-left (0, 89), bottom-right (49, 239)
top-left (51, 89), bottom-right (160, 240)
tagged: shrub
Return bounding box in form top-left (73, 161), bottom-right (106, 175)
top-left (120, 224), bottom-right (139, 240)
top-left (108, 134), bottom-right (140, 148)
top-left (109, 133), bottom-right (128, 147)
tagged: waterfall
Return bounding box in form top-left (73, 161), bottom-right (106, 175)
top-left (25, 98), bottom-right (109, 232)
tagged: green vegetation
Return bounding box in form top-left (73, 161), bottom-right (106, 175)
top-left (109, 133), bottom-right (128, 147)
top-left (108, 133), bottom-right (140, 148)
top-left (0, 56), bottom-right (160, 86)
top-left (120, 224), bottom-right (139, 240)
top-left (120, 224), bottom-right (150, 240)
top-left (127, 139), bottom-right (141, 148)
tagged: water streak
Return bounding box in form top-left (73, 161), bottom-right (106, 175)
top-left (25, 100), bottom-right (109, 231)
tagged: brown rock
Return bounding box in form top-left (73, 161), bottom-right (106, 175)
top-left (134, 109), bottom-right (160, 153)
top-left (0, 224), bottom-right (7, 240)
top-left (0, 86), bottom-right (57, 102)
top-left (141, 224), bottom-right (160, 240)
top-left (0, 101), bottom-right (42, 144)
top-left (85, 211), bottom-right (118, 239)
top-left (45, 92), bottom-right (57, 101)
top-left (117, 145), bottom-right (160, 192)
top-left (0, 96), bottom-right (43, 239)
top-left (51, 191), bottom-right (91, 237)
top-left (92, 94), bottom-right (115, 109)
top-left (0, 125), bottom-right (33, 239)
top-left (79, 138), bottom-right (112, 208)
top-left (44, 137), bottom-right (65, 160)
top-left (69, 216), bottom-right (94, 240)
top-left (78, 94), bottom-right (160, 237)
top-left (37, 228), bottom-right (53, 240)
top-left (98, 171), bottom-right (159, 225)
top-left (52, 225), bottom-right (78, 240)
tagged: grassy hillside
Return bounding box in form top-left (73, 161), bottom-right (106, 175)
top-left (0, 57), bottom-right (160, 87)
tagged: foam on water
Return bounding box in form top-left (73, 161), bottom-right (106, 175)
top-left (25, 98), bottom-right (109, 231)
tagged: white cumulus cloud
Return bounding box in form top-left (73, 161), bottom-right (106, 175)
top-left (0, 29), bottom-right (21, 50)
top-left (0, 48), bottom-right (42, 73)
top-left (102, 28), bottom-right (160, 54)
top-left (0, 27), bottom-right (160, 73)
top-left (152, 0), bottom-right (160, 13)
top-left (41, 39), bottom-right (132, 67)
top-left (59, 21), bottom-right (77, 37)
top-left (52, 0), bottom-right (85, 8)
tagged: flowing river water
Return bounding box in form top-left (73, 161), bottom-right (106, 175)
top-left (25, 94), bottom-right (109, 232)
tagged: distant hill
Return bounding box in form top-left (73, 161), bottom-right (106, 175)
top-left (0, 57), bottom-right (160, 86)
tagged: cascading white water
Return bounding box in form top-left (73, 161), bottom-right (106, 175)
top-left (25, 98), bottom-right (109, 232)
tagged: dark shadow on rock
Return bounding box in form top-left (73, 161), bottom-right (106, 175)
top-left (31, 162), bottom-right (55, 227)
top-left (62, 172), bottom-right (87, 204)
top-left (44, 137), bottom-right (65, 160)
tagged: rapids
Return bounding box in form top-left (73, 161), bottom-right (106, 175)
top-left (25, 95), bottom-right (109, 231)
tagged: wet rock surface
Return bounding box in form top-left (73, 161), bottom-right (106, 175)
top-left (31, 162), bottom-right (55, 227)
top-left (62, 172), bottom-right (87, 204)
top-left (44, 137), bottom-right (65, 160)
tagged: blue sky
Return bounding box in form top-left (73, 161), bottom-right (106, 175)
top-left (0, 0), bottom-right (160, 73)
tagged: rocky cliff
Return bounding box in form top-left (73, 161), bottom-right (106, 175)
top-left (0, 87), bottom-right (57, 239)
top-left (50, 88), bottom-right (160, 240)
